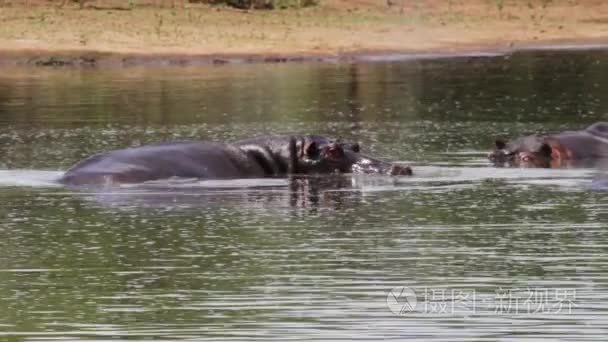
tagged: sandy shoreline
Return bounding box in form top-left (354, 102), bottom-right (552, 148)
top-left (1, 0), bottom-right (608, 66)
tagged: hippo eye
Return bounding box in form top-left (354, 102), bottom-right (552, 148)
top-left (305, 142), bottom-right (319, 159)
top-left (521, 155), bottom-right (532, 162)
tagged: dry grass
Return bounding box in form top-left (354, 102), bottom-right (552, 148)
top-left (0, 0), bottom-right (607, 60)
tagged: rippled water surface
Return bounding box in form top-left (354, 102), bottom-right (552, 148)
top-left (2, 50), bottom-right (608, 341)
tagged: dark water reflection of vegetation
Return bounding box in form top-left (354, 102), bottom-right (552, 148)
top-left (1, 50), bottom-right (608, 341)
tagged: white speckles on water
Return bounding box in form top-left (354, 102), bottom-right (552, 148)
top-left (2, 51), bottom-right (608, 340)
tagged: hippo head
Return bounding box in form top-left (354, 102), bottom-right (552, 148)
top-left (489, 136), bottom-right (553, 168)
top-left (234, 135), bottom-right (411, 176)
top-left (294, 136), bottom-right (362, 174)
top-left (295, 136), bottom-right (411, 176)
top-left (294, 137), bottom-right (350, 173)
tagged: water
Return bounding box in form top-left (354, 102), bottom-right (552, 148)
top-left (1, 50), bottom-right (608, 341)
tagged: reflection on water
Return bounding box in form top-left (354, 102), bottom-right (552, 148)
top-left (2, 49), bottom-right (608, 340)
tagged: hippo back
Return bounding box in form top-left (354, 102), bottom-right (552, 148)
top-left (59, 141), bottom-right (266, 186)
top-left (553, 128), bottom-right (608, 159)
top-left (586, 122), bottom-right (608, 139)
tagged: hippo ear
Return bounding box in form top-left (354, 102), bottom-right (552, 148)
top-left (304, 141), bottom-right (319, 158)
top-left (351, 143), bottom-right (360, 153)
top-left (495, 139), bottom-right (506, 150)
top-left (539, 143), bottom-right (553, 158)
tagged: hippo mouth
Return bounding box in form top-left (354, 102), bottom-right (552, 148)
top-left (352, 158), bottom-right (412, 176)
top-left (323, 147), bottom-right (412, 175)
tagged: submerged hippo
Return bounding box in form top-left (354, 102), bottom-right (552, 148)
top-left (59, 135), bottom-right (411, 186)
top-left (233, 135), bottom-right (411, 176)
top-left (488, 122), bottom-right (608, 168)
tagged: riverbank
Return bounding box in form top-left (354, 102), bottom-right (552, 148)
top-left (0, 0), bottom-right (608, 66)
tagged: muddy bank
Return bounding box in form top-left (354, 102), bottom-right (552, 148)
top-left (0, 49), bottom-right (328, 67)
top-left (1, 39), bottom-right (608, 67)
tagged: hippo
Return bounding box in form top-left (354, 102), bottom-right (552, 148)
top-left (488, 122), bottom-right (608, 168)
top-left (59, 135), bottom-right (411, 186)
top-left (233, 135), bottom-right (412, 176)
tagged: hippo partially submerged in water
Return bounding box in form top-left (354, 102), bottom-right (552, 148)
top-left (59, 135), bottom-right (411, 186)
top-left (488, 122), bottom-right (608, 168)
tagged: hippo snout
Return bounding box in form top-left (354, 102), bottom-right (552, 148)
top-left (488, 150), bottom-right (500, 162)
top-left (389, 164), bottom-right (413, 176)
top-left (349, 152), bottom-right (412, 176)
top-left (488, 150), bottom-right (510, 165)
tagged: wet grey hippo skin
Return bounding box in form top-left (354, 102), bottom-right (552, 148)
top-left (488, 122), bottom-right (608, 168)
top-left (59, 135), bottom-right (411, 186)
